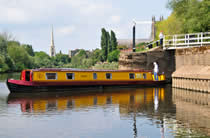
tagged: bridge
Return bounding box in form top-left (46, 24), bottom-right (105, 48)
top-left (163, 32), bottom-right (210, 50)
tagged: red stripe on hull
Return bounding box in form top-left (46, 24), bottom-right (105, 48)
top-left (7, 79), bottom-right (166, 93)
top-left (8, 79), bottom-right (165, 86)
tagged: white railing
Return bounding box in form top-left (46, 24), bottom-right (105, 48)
top-left (163, 32), bottom-right (210, 50)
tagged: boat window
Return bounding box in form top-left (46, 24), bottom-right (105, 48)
top-left (143, 73), bottom-right (146, 79)
top-left (93, 73), bottom-right (97, 80)
top-left (129, 73), bottom-right (135, 79)
top-left (46, 73), bottom-right (57, 80)
top-left (106, 73), bottom-right (112, 79)
top-left (66, 73), bottom-right (75, 80)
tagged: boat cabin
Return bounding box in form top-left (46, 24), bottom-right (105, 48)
top-left (20, 68), bottom-right (165, 82)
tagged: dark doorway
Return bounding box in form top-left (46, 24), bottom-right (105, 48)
top-left (25, 71), bottom-right (31, 81)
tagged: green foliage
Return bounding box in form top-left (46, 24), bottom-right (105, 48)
top-left (155, 13), bottom-right (182, 38)
top-left (55, 53), bottom-right (70, 64)
top-left (107, 32), bottom-right (112, 54)
top-left (0, 55), bottom-right (4, 69)
top-left (34, 51), bottom-right (53, 68)
top-left (92, 62), bottom-right (118, 70)
top-left (22, 44), bottom-right (35, 56)
top-left (111, 30), bottom-right (117, 51)
top-left (166, 0), bottom-right (210, 34)
top-left (4, 56), bottom-right (15, 70)
top-left (77, 49), bottom-right (87, 57)
top-left (100, 28), bottom-right (118, 62)
top-left (34, 51), bottom-right (50, 58)
top-left (101, 28), bottom-right (108, 61)
top-left (89, 49), bottom-right (102, 65)
top-left (70, 50), bottom-right (88, 68)
top-left (7, 41), bottom-right (20, 47)
top-left (107, 50), bottom-right (120, 63)
top-left (8, 44), bottom-right (33, 71)
top-left (66, 49), bottom-right (103, 69)
top-left (0, 36), bottom-right (7, 56)
top-left (0, 56), bottom-right (9, 72)
top-left (0, 36), bottom-right (15, 72)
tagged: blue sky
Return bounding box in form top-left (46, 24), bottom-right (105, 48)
top-left (0, 0), bottom-right (171, 54)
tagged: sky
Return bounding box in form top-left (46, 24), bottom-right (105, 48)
top-left (0, 0), bottom-right (171, 54)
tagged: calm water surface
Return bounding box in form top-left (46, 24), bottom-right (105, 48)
top-left (0, 73), bottom-right (210, 138)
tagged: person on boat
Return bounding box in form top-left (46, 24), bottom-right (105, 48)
top-left (153, 62), bottom-right (159, 81)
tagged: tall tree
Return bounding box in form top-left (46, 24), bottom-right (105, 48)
top-left (100, 28), bottom-right (108, 61)
top-left (111, 30), bottom-right (117, 51)
top-left (107, 31), bottom-right (112, 54)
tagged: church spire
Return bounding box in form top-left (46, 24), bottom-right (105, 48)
top-left (50, 25), bottom-right (56, 57)
top-left (51, 26), bottom-right (54, 46)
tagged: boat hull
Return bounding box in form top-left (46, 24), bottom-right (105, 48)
top-left (7, 79), bottom-right (166, 93)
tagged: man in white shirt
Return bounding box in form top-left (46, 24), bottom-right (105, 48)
top-left (153, 62), bottom-right (159, 81)
top-left (159, 31), bottom-right (164, 46)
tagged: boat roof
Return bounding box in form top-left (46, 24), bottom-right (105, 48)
top-left (31, 68), bottom-right (152, 72)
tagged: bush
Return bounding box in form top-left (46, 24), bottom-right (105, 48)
top-left (107, 50), bottom-right (120, 63)
top-left (92, 62), bottom-right (118, 70)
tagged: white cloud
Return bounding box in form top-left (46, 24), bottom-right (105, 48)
top-left (110, 15), bottom-right (121, 24)
top-left (81, 3), bottom-right (112, 15)
top-left (56, 25), bottom-right (76, 36)
top-left (0, 7), bottom-right (29, 23)
top-left (62, 0), bottom-right (112, 15)
top-left (0, 0), bottom-right (113, 23)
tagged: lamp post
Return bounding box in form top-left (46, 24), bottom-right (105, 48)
top-left (133, 21), bottom-right (136, 52)
top-left (132, 20), bottom-right (153, 52)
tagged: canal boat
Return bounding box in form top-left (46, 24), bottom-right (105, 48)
top-left (6, 68), bottom-right (166, 93)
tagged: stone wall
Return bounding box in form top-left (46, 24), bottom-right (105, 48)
top-left (175, 46), bottom-right (210, 69)
top-left (119, 48), bottom-right (175, 82)
top-left (172, 46), bottom-right (210, 93)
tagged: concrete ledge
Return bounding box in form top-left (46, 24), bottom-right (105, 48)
top-left (172, 65), bottom-right (210, 80)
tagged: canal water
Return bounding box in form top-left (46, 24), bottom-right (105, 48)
top-left (0, 73), bottom-right (209, 138)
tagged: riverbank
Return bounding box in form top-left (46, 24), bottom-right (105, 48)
top-left (0, 72), bottom-right (20, 81)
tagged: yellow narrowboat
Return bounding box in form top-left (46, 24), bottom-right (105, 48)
top-left (6, 68), bottom-right (166, 93)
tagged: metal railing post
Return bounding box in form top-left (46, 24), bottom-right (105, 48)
top-left (164, 32), bottom-right (209, 50)
top-left (201, 32), bottom-right (203, 46)
top-left (173, 36), bottom-right (175, 48)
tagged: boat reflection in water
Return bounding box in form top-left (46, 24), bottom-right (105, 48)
top-left (7, 87), bottom-right (167, 138)
top-left (7, 87), bottom-right (165, 114)
top-left (7, 87), bottom-right (210, 137)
